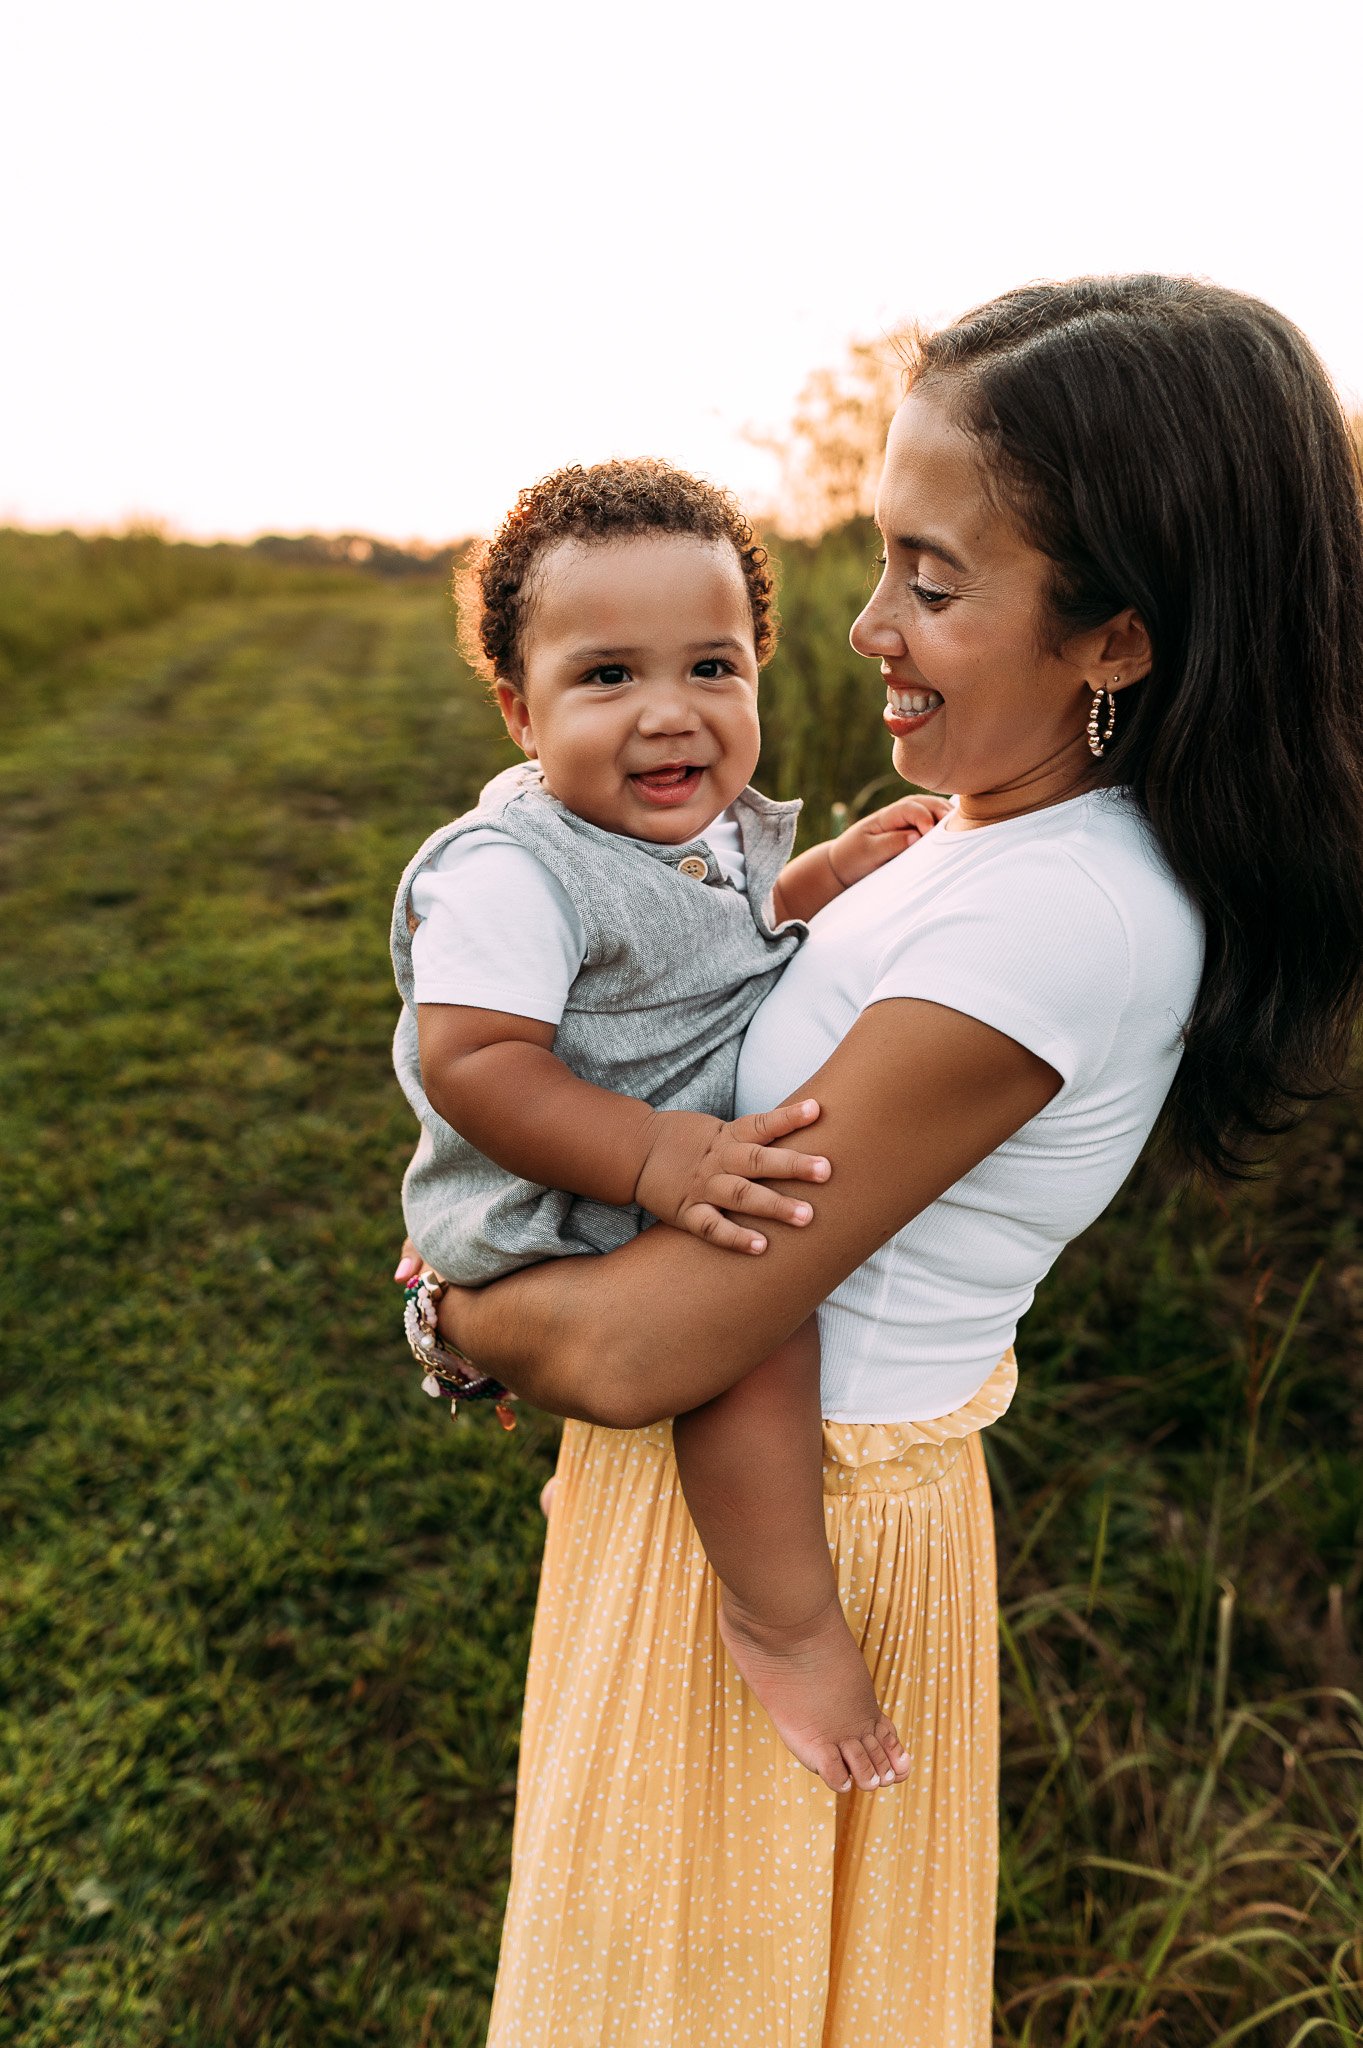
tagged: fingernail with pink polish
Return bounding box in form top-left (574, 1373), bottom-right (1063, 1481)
top-left (394, 1257), bottom-right (419, 1282)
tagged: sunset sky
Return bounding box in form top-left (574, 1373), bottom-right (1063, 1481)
top-left (5, 0), bottom-right (1362, 543)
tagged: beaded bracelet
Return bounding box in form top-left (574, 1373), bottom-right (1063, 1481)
top-left (403, 1270), bottom-right (517, 1429)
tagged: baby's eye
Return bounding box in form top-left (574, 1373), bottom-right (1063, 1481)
top-left (586, 664), bottom-right (629, 686)
top-left (692, 657), bottom-right (733, 679)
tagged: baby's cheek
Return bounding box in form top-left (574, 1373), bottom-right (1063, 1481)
top-left (730, 705), bottom-right (764, 776)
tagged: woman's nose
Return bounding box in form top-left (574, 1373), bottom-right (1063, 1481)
top-left (850, 593), bottom-right (904, 661)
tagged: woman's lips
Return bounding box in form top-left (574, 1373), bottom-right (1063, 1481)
top-left (883, 684), bottom-right (943, 738)
top-left (631, 765), bottom-right (704, 806)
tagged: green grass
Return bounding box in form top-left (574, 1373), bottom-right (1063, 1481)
top-left (0, 528), bottom-right (343, 695)
top-left (2, 547), bottom-right (1360, 2045)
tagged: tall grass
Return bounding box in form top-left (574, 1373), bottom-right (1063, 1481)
top-left (989, 1166), bottom-right (1363, 2044)
top-left (0, 527), bottom-right (366, 742)
top-left (0, 529), bottom-right (270, 679)
top-left (1, 535), bottom-right (1359, 2045)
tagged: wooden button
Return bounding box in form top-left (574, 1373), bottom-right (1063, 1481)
top-left (678, 855), bottom-right (709, 880)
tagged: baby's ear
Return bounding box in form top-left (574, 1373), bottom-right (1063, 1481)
top-left (495, 681), bottom-right (537, 758)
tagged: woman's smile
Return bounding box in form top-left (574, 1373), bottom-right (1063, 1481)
top-left (883, 679), bottom-right (944, 736)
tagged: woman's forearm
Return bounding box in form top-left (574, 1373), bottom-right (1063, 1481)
top-left (453, 1247), bottom-right (707, 1426)
top-left (453, 1227), bottom-right (822, 1429)
top-left (444, 998), bottom-right (1061, 1428)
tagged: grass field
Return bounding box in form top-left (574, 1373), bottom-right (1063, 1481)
top-left (2, 544), bottom-right (1361, 2046)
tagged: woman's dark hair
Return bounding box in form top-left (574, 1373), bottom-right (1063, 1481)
top-left (911, 276), bottom-right (1363, 1179)
top-left (458, 458), bottom-right (776, 686)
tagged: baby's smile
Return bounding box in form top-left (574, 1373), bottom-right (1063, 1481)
top-left (628, 763), bottom-right (709, 809)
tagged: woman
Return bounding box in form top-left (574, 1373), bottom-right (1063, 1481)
top-left (429, 277), bottom-right (1363, 2045)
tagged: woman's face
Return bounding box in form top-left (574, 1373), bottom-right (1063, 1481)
top-left (851, 384), bottom-right (1104, 822)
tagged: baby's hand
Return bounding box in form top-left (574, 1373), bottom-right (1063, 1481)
top-left (829, 791), bottom-right (952, 886)
top-left (634, 1099), bottom-right (829, 1254)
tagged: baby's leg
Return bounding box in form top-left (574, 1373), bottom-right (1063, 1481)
top-left (671, 1318), bottom-right (909, 1794)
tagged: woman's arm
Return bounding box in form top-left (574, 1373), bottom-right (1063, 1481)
top-left (438, 997), bottom-right (1060, 1427)
top-left (418, 1003), bottom-right (827, 1252)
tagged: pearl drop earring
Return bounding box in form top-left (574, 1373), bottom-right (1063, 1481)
top-left (1087, 676), bottom-right (1118, 758)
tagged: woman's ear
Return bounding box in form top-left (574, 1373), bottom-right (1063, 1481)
top-left (496, 681), bottom-right (538, 758)
top-left (1088, 608), bottom-right (1153, 692)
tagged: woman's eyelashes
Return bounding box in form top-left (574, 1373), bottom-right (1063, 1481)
top-left (871, 552), bottom-right (951, 607)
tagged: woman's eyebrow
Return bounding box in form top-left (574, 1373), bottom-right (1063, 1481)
top-left (895, 530), bottom-right (968, 575)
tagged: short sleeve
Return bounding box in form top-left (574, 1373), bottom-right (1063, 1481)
top-left (866, 848), bottom-right (1133, 1093)
top-left (409, 829), bottom-right (587, 1024)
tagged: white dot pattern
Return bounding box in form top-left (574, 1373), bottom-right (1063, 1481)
top-left (485, 1353), bottom-right (1018, 2047)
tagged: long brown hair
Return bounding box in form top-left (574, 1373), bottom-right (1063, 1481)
top-left (916, 277), bottom-right (1363, 1178)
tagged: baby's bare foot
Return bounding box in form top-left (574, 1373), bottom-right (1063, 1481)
top-left (539, 1475), bottom-right (557, 1519)
top-left (717, 1594), bottom-right (910, 1793)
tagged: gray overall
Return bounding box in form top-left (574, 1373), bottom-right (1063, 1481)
top-left (391, 764), bottom-right (805, 1284)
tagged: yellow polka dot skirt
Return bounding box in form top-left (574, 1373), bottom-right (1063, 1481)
top-left (486, 1352), bottom-right (1017, 2047)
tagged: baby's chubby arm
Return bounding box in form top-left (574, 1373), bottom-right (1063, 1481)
top-left (772, 792), bottom-right (951, 924)
top-left (417, 1005), bottom-right (830, 1256)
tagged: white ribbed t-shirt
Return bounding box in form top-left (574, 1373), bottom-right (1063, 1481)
top-left (733, 789), bottom-right (1205, 1423)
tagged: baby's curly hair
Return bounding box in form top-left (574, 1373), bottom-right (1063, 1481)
top-left (457, 458), bottom-right (777, 687)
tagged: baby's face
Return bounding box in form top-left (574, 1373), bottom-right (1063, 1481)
top-left (496, 534), bottom-right (762, 842)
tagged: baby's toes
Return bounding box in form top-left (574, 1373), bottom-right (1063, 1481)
top-left (808, 1741), bottom-right (854, 1794)
top-left (838, 1737), bottom-right (885, 1793)
top-left (857, 1728), bottom-right (900, 1787)
top-left (876, 1716), bottom-right (911, 1782)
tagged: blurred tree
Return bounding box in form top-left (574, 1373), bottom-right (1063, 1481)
top-left (753, 324), bottom-right (919, 837)
top-left (762, 326), bottom-right (916, 537)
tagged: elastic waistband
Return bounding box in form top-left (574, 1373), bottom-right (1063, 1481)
top-left (820, 1350), bottom-right (1017, 1496)
top-left (626, 1350), bottom-right (1017, 1497)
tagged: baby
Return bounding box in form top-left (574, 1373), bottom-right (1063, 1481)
top-left (391, 459), bottom-right (943, 1793)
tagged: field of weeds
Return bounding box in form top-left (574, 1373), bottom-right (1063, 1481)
top-left (1, 533), bottom-right (1359, 2045)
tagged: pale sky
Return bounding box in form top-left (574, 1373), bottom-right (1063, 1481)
top-left (4, 0), bottom-right (1361, 542)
